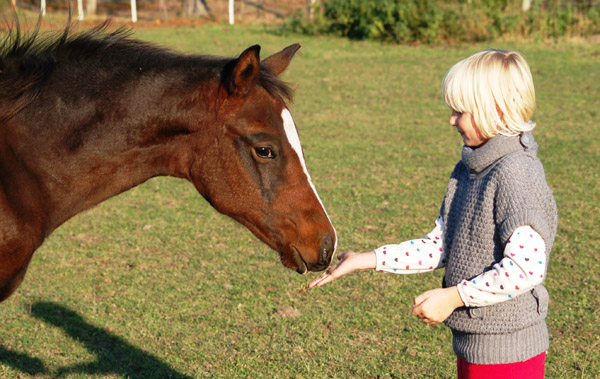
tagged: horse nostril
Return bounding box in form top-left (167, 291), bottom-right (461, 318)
top-left (303, 234), bottom-right (335, 272)
top-left (320, 234), bottom-right (334, 264)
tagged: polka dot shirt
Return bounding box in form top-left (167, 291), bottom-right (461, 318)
top-left (374, 217), bottom-right (547, 307)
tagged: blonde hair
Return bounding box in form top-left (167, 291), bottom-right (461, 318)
top-left (442, 49), bottom-right (536, 139)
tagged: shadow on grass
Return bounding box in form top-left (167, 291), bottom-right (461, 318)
top-left (0, 301), bottom-right (192, 378)
top-left (0, 345), bottom-right (48, 375)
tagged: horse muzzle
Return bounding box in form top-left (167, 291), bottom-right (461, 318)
top-left (289, 233), bottom-right (335, 274)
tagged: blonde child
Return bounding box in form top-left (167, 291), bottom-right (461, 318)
top-left (308, 49), bottom-right (557, 378)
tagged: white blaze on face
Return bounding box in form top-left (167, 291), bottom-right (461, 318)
top-left (281, 109), bottom-right (337, 251)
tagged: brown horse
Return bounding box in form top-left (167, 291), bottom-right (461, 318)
top-left (0, 22), bottom-right (336, 302)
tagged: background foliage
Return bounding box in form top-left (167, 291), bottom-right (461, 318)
top-left (0, 10), bottom-right (599, 378)
top-left (286, 0), bottom-right (600, 43)
top-left (1, 0), bottom-right (12, 12)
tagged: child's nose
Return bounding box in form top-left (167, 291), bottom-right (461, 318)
top-left (449, 113), bottom-right (457, 126)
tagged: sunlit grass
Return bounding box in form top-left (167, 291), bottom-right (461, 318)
top-left (0, 18), bottom-right (598, 378)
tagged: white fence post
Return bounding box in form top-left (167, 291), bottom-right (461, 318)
top-left (131, 0), bottom-right (138, 22)
top-left (77, 0), bottom-right (84, 20)
top-left (229, 0), bottom-right (234, 24)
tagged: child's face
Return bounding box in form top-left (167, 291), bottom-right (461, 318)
top-left (449, 111), bottom-right (487, 147)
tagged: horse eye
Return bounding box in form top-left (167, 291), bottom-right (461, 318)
top-left (254, 147), bottom-right (276, 159)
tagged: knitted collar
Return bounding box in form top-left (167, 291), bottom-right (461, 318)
top-left (461, 132), bottom-right (537, 174)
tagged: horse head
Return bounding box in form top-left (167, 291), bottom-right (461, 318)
top-left (188, 44), bottom-right (336, 274)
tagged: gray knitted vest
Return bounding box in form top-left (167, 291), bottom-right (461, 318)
top-left (440, 132), bottom-right (558, 364)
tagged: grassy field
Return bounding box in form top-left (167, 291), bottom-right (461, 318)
top-left (1, 15), bottom-right (599, 378)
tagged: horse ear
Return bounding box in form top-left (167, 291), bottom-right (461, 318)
top-left (261, 44), bottom-right (301, 77)
top-left (227, 45), bottom-right (261, 97)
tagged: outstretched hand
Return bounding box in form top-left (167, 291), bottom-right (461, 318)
top-left (307, 251), bottom-right (377, 288)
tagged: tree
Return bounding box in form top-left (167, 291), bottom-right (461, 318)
top-left (183, 0), bottom-right (212, 17)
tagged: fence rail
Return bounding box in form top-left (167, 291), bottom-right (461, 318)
top-left (5, 0), bottom-right (308, 23)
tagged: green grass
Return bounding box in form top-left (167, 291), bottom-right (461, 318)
top-left (1, 18), bottom-right (599, 378)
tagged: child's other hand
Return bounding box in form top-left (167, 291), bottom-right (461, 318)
top-left (307, 251), bottom-right (376, 288)
top-left (412, 286), bottom-right (465, 324)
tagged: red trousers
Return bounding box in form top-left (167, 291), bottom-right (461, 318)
top-left (457, 352), bottom-right (546, 379)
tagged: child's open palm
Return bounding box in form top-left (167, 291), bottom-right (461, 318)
top-left (307, 251), bottom-right (376, 288)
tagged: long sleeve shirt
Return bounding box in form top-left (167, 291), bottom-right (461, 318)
top-left (373, 217), bottom-right (547, 307)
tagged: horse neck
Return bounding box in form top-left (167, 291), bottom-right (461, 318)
top-left (12, 69), bottom-right (219, 234)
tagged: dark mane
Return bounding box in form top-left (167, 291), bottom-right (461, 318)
top-left (0, 20), bottom-right (293, 122)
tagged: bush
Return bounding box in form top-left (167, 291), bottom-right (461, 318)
top-left (283, 0), bottom-right (600, 44)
